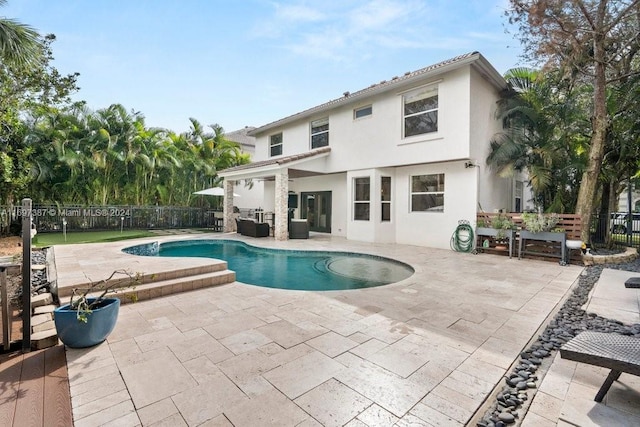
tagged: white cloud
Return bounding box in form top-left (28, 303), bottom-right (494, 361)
top-left (274, 3), bottom-right (325, 22)
top-left (266, 0), bottom-right (429, 62)
top-left (347, 0), bottom-right (417, 31)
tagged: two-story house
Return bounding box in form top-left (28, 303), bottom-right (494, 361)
top-left (219, 52), bottom-right (529, 249)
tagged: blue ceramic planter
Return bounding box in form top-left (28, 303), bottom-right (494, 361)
top-left (54, 298), bottom-right (120, 348)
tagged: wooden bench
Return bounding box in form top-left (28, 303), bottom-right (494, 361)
top-left (560, 331), bottom-right (640, 402)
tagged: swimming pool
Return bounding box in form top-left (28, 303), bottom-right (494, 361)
top-left (123, 239), bottom-right (414, 291)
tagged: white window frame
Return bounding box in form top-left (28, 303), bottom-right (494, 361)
top-left (353, 177), bottom-right (370, 221)
top-left (403, 86), bottom-right (438, 138)
top-left (381, 176), bottom-right (391, 222)
top-left (410, 173), bottom-right (444, 212)
top-left (515, 180), bottom-right (523, 213)
top-left (310, 118), bottom-right (329, 149)
top-left (269, 133), bottom-right (283, 157)
top-left (354, 105), bottom-right (372, 120)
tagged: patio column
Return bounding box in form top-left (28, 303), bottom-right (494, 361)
top-left (223, 179), bottom-right (235, 232)
top-left (274, 169), bottom-right (289, 241)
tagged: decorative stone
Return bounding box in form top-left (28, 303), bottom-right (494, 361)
top-left (32, 320), bottom-right (55, 333)
top-left (516, 381), bottom-right (528, 390)
top-left (506, 376), bottom-right (525, 387)
top-left (498, 412), bottom-right (515, 424)
top-left (31, 293), bottom-right (53, 307)
top-left (31, 330), bottom-right (58, 350)
top-left (31, 313), bottom-right (52, 326)
top-left (33, 304), bottom-right (57, 315)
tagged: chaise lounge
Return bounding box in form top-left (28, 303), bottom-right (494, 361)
top-left (560, 331), bottom-right (640, 402)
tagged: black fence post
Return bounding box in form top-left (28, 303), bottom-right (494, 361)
top-left (21, 198), bottom-right (31, 352)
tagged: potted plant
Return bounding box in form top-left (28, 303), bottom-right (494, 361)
top-left (519, 212), bottom-right (568, 263)
top-left (521, 212), bottom-right (560, 234)
top-left (492, 215), bottom-right (516, 250)
top-left (476, 214), bottom-right (516, 256)
top-left (54, 269), bottom-right (140, 348)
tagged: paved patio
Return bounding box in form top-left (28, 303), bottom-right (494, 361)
top-left (55, 233), bottom-right (584, 426)
top-left (521, 267), bottom-right (640, 427)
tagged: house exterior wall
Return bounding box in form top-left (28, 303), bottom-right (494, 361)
top-left (232, 54), bottom-right (514, 248)
top-left (468, 67), bottom-right (512, 216)
top-left (394, 161), bottom-right (478, 249)
top-left (253, 66), bottom-right (474, 172)
top-left (292, 174), bottom-right (348, 237)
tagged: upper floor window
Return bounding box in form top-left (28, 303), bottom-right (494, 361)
top-left (270, 133), bottom-right (283, 157)
top-left (410, 173), bottom-right (444, 212)
top-left (311, 118), bottom-right (329, 148)
top-left (354, 105), bottom-right (372, 119)
top-left (354, 177), bottom-right (370, 220)
top-left (403, 86), bottom-right (438, 137)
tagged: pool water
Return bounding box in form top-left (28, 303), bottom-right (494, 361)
top-left (124, 239), bottom-right (414, 291)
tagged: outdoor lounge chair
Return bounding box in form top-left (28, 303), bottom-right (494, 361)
top-left (289, 219), bottom-right (309, 239)
top-left (560, 331), bottom-right (640, 402)
top-left (235, 218), bottom-right (269, 238)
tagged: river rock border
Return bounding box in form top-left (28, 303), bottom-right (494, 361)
top-left (476, 254), bottom-right (640, 426)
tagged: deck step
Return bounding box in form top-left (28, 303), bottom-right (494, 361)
top-left (59, 269), bottom-right (236, 306)
top-left (31, 329), bottom-right (58, 350)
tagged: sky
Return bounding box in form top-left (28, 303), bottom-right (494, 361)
top-left (4, 0), bottom-right (526, 134)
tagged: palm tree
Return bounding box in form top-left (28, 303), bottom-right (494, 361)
top-left (0, 0), bottom-right (42, 68)
top-left (486, 68), bottom-right (589, 212)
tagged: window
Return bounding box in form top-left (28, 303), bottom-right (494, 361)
top-left (411, 174), bottom-right (444, 212)
top-left (403, 86), bottom-right (438, 137)
top-left (381, 176), bottom-right (391, 222)
top-left (311, 118), bottom-right (329, 148)
top-left (354, 105), bottom-right (372, 119)
top-left (354, 177), bottom-right (370, 220)
top-left (515, 181), bottom-right (523, 213)
top-left (269, 133), bottom-right (283, 157)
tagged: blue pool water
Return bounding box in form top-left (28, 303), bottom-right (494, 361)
top-left (123, 239), bottom-right (414, 291)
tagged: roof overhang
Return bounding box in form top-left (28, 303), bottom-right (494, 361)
top-left (219, 147), bottom-right (331, 181)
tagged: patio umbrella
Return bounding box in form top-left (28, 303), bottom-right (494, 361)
top-left (193, 187), bottom-right (240, 197)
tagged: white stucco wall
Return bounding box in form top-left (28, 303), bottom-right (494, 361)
top-left (252, 66), bottom-right (477, 172)
top-left (345, 169), bottom-right (397, 243)
top-left (468, 67), bottom-right (513, 218)
top-left (394, 161), bottom-right (478, 249)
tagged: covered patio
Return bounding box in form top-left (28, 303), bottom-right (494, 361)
top-left (219, 147), bottom-right (331, 241)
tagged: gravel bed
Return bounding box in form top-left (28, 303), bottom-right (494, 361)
top-left (477, 258), bottom-right (640, 427)
top-left (5, 249), bottom-right (52, 306)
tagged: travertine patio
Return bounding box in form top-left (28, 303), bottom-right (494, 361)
top-left (54, 233), bottom-right (593, 426)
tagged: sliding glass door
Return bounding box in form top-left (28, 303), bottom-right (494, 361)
top-left (301, 191), bottom-right (331, 233)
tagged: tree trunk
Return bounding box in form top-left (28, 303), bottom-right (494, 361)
top-left (576, 33), bottom-right (608, 243)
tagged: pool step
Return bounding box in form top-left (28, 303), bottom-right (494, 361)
top-left (56, 260), bottom-right (230, 299)
top-left (109, 269), bottom-right (237, 305)
top-left (58, 264), bottom-right (236, 305)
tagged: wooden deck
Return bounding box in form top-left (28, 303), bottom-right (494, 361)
top-left (0, 345), bottom-right (73, 427)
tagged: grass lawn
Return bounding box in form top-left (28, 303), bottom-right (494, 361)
top-left (33, 230), bottom-right (157, 247)
top-left (611, 234), bottom-right (640, 246)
